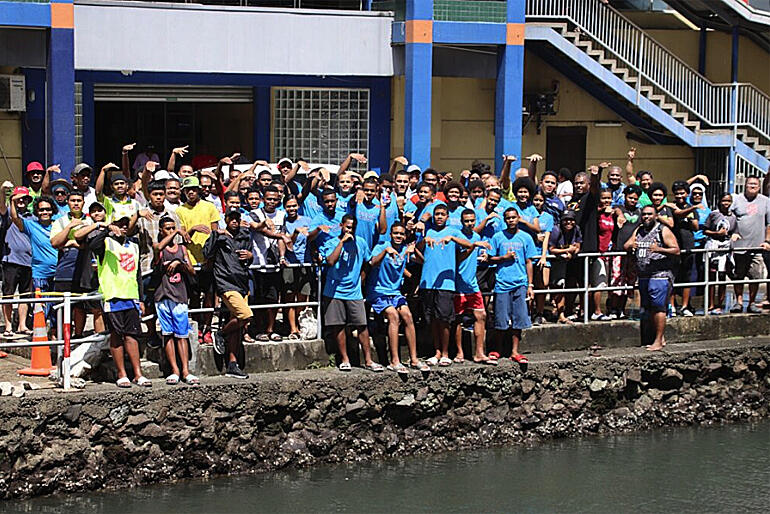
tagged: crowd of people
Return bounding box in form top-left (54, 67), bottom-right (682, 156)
top-left (1, 144), bottom-right (769, 386)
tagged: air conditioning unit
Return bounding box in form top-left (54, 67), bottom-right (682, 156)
top-left (0, 75), bottom-right (26, 112)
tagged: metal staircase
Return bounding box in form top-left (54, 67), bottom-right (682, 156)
top-left (525, 0), bottom-right (770, 184)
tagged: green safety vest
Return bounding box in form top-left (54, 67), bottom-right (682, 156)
top-left (97, 237), bottom-right (140, 302)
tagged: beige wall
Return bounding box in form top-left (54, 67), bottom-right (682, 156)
top-left (391, 49), bottom-right (696, 187)
top-left (647, 29), bottom-right (770, 95)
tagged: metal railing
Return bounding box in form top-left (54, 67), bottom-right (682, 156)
top-left (526, 0), bottom-right (770, 141)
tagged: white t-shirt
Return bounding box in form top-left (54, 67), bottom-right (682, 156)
top-left (249, 208), bottom-right (286, 269)
top-left (557, 180), bottom-right (573, 205)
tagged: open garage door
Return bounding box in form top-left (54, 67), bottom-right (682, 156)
top-left (93, 84), bottom-right (254, 172)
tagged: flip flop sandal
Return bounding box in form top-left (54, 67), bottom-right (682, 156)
top-left (387, 363), bottom-right (409, 374)
top-left (133, 376), bottom-right (152, 387)
top-left (116, 377), bottom-right (131, 388)
top-left (365, 362), bottom-right (385, 372)
top-left (256, 334), bottom-right (270, 342)
top-left (288, 332), bottom-right (301, 340)
top-left (183, 374), bottom-right (200, 385)
top-left (338, 362), bottom-right (352, 372)
top-left (165, 374), bottom-right (179, 385)
top-left (269, 333), bottom-right (283, 342)
top-left (474, 358), bottom-right (498, 366)
top-left (409, 361), bottom-right (431, 372)
top-left (453, 357), bottom-right (465, 364)
top-left (425, 356), bottom-right (439, 366)
top-left (488, 352), bottom-right (500, 361)
top-left (243, 334), bottom-right (256, 343)
top-left (2, 330), bottom-right (14, 339)
top-left (438, 357), bottom-right (452, 367)
top-left (511, 354), bottom-right (529, 364)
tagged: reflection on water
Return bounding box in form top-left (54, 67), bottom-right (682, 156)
top-left (7, 421), bottom-right (770, 513)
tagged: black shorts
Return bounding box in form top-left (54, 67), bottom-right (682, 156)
top-left (281, 266), bottom-right (313, 296)
top-left (2, 263), bottom-right (32, 297)
top-left (550, 259), bottom-right (583, 288)
top-left (252, 271), bottom-right (280, 303)
top-left (476, 265), bottom-right (495, 293)
top-left (104, 307), bottom-right (142, 338)
top-left (420, 289), bottom-right (455, 324)
top-left (191, 269), bottom-right (214, 296)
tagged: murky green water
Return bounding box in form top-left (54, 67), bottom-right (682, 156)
top-left (7, 420), bottom-right (770, 513)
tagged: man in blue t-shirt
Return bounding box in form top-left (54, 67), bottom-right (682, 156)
top-left (350, 177), bottom-right (387, 249)
top-left (454, 209), bottom-right (496, 365)
top-left (321, 214), bottom-right (383, 373)
top-left (308, 189), bottom-right (344, 253)
top-left (489, 207), bottom-right (536, 364)
top-left (473, 188), bottom-right (507, 295)
top-left (417, 204), bottom-right (472, 367)
top-left (443, 182), bottom-right (466, 229)
top-left (404, 183), bottom-right (445, 235)
top-left (368, 222), bottom-right (429, 373)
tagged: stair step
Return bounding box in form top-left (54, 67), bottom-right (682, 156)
top-left (684, 120), bottom-right (701, 129)
top-left (648, 94), bottom-right (666, 103)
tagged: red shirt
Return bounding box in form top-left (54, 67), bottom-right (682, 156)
top-left (598, 212), bottom-right (615, 252)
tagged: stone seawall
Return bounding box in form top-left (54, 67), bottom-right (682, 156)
top-left (1, 338), bottom-right (769, 500)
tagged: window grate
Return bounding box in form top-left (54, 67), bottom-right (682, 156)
top-left (74, 82), bottom-right (83, 166)
top-left (272, 87), bottom-right (369, 172)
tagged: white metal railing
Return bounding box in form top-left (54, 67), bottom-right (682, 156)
top-left (526, 0), bottom-right (770, 141)
top-left (734, 154), bottom-right (767, 195)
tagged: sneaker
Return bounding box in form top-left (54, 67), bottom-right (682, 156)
top-left (590, 313), bottom-right (610, 321)
top-left (617, 311), bottom-right (627, 320)
top-left (213, 331), bottom-right (226, 356)
top-left (225, 361), bottom-right (248, 379)
top-left (607, 312), bottom-right (618, 321)
top-left (747, 304), bottom-right (763, 314)
top-left (681, 307), bottom-right (694, 317)
top-left (667, 305), bottom-right (676, 318)
top-left (533, 315), bottom-right (545, 326)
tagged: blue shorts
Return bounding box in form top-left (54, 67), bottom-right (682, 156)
top-left (639, 277), bottom-right (672, 312)
top-left (156, 299), bottom-right (191, 338)
top-left (494, 286), bottom-right (531, 331)
top-left (370, 294), bottom-right (407, 315)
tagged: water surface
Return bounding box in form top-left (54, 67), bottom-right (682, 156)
top-left (8, 421), bottom-right (770, 513)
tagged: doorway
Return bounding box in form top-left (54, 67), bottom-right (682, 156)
top-left (546, 126), bottom-right (587, 175)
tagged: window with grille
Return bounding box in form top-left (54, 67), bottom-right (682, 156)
top-left (74, 82), bottom-right (83, 165)
top-left (272, 88), bottom-right (369, 171)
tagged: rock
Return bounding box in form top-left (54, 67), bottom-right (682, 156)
top-left (589, 379), bottom-right (608, 392)
top-left (732, 361), bottom-right (748, 375)
top-left (521, 379), bottom-right (536, 395)
top-left (124, 413), bottom-right (151, 429)
top-left (658, 369), bottom-right (683, 390)
top-left (396, 394), bottom-right (415, 407)
top-left (612, 407), bottom-right (632, 418)
top-left (109, 405), bottom-right (130, 427)
top-left (0, 382), bottom-right (12, 396)
top-left (64, 404), bottom-right (82, 423)
top-left (345, 399), bottom-right (366, 414)
top-left (625, 368), bottom-right (643, 385)
top-left (634, 394), bottom-right (653, 413)
top-left (11, 385), bottom-right (24, 397)
top-left (139, 423), bottom-right (166, 439)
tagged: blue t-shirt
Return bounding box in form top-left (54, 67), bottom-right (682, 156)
top-left (404, 199), bottom-right (446, 224)
top-left (446, 203), bottom-right (466, 229)
top-left (535, 211), bottom-right (555, 251)
top-left (693, 205), bottom-right (711, 245)
top-left (52, 203), bottom-right (70, 221)
top-left (475, 207), bottom-right (504, 241)
top-left (22, 218), bottom-right (57, 279)
top-left (490, 229), bottom-right (536, 293)
top-left (513, 202), bottom-right (540, 239)
top-left (310, 210), bottom-right (343, 250)
top-left (420, 226), bottom-right (466, 291)
top-left (369, 242), bottom-right (410, 297)
top-left (321, 235), bottom-right (371, 300)
top-left (336, 192), bottom-right (354, 217)
top-left (284, 215), bottom-right (311, 263)
top-left (543, 195), bottom-right (565, 222)
top-left (300, 192), bottom-right (322, 219)
top-left (380, 195), bottom-right (400, 243)
top-left (352, 200), bottom-right (381, 249)
top-left (456, 231), bottom-right (481, 294)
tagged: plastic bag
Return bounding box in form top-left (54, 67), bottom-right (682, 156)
top-left (298, 307), bottom-right (317, 340)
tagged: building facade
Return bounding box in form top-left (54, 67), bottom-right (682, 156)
top-left (1, 0), bottom-right (768, 192)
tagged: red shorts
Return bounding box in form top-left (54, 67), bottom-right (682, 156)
top-left (454, 292), bottom-right (484, 314)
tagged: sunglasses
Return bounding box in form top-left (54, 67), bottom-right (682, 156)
top-left (53, 190), bottom-right (68, 195)
top-left (38, 207), bottom-right (53, 212)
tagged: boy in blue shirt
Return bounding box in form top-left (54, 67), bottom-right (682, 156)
top-left (308, 189), bottom-right (344, 252)
top-left (404, 183), bottom-right (445, 234)
top-left (489, 207), bottom-right (536, 364)
top-left (322, 214), bottom-right (384, 372)
top-left (417, 204), bottom-right (473, 367)
top-left (368, 222), bottom-right (429, 373)
top-left (454, 209), bottom-right (496, 365)
top-left (351, 177), bottom-right (387, 249)
top-left (443, 182), bottom-right (466, 228)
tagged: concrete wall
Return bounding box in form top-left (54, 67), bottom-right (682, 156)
top-left (390, 51), bottom-right (695, 185)
top-left (74, 2), bottom-right (394, 76)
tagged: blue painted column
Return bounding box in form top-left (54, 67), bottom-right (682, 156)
top-left (47, 0), bottom-right (75, 177)
top-left (727, 26), bottom-right (740, 193)
top-left (369, 77), bottom-right (392, 173)
top-left (494, 0), bottom-right (525, 174)
top-left (254, 86), bottom-right (271, 160)
top-left (404, 0), bottom-right (433, 170)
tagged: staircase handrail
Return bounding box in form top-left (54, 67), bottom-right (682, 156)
top-left (526, 0), bottom-right (770, 141)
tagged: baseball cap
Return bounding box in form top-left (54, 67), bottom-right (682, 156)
top-left (363, 171), bottom-right (379, 180)
top-left (26, 162), bottom-right (44, 173)
top-left (73, 163), bottom-right (93, 176)
top-left (562, 209), bottom-right (577, 221)
top-left (12, 186), bottom-right (31, 199)
top-left (153, 170), bottom-right (171, 181)
top-left (110, 173), bottom-right (128, 184)
top-left (277, 158), bottom-right (293, 168)
top-left (182, 176), bottom-right (200, 189)
top-left (406, 164), bottom-right (421, 174)
top-left (225, 206), bottom-right (241, 219)
top-left (88, 201), bottom-right (105, 213)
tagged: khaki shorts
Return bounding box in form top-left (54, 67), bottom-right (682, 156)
top-left (222, 291), bottom-right (253, 321)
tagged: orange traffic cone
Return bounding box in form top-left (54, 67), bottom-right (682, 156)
top-left (18, 289), bottom-right (54, 376)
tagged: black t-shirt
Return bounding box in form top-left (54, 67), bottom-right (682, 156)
top-left (615, 205), bottom-right (640, 248)
top-left (672, 202), bottom-right (696, 250)
top-left (568, 192), bottom-right (598, 253)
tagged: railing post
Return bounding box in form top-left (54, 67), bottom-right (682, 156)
top-left (703, 250), bottom-right (711, 316)
top-left (635, 34), bottom-right (644, 106)
top-left (62, 293), bottom-right (71, 391)
top-left (315, 266), bottom-right (323, 341)
top-left (583, 256), bottom-right (590, 324)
